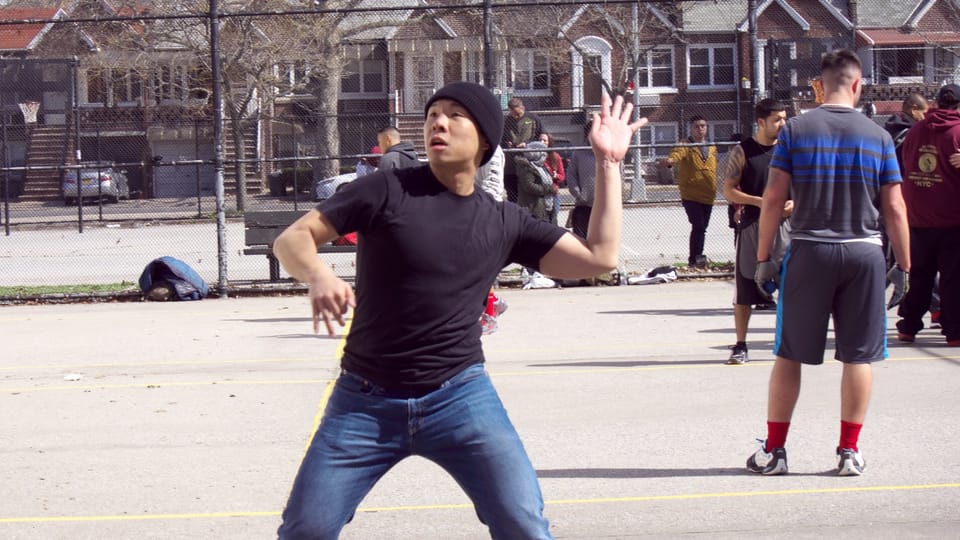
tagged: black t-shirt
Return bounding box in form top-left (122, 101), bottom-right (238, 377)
top-left (318, 165), bottom-right (566, 392)
top-left (737, 137), bottom-right (776, 228)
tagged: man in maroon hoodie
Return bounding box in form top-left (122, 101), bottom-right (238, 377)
top-left (898, 84), bottom-right (960, 345)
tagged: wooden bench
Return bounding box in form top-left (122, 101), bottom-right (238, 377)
top-left (243, 211), bottom-right (357, 282)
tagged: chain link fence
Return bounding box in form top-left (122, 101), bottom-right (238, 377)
top-left (0, 0), bottom-right (956, 291)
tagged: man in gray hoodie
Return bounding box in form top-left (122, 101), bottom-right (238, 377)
top-left (377, 126), bottom-right (420, 170)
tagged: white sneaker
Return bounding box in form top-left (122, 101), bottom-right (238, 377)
top-left (837, 448), bottom-right (865, 476)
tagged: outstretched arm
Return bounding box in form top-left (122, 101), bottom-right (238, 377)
top-left (540, 92), bottom-right (647, 279)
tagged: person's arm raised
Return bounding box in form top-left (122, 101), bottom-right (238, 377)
top-left (540, 92), bottom-right (647, 279)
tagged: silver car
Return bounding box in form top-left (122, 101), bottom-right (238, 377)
top-left (313, 172), bottom-right (357, 202)
top-left (63, 163), bottom-right (131, 205)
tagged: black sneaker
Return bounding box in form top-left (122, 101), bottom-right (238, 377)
top-left (746, 441), bottom-right (788, 475)
top-left (726, 344), bottom-right (748, 365)
top-left (753, 302), bottom-right (776, 311)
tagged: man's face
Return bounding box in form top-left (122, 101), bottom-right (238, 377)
top-left (909, 103), bottom-right (929, 123)
top-left (690, 120), bottom-right (708, 142)
top-left (424, 99), bottom-right (485, 167)
top-left (758, 111), bottom-right (787, 140)
top-left (509, 104), bottom-right (525, 120)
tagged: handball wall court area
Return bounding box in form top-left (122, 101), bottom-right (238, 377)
top-left (1, 281), bottom-right (958, 539)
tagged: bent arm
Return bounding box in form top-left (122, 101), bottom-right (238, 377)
top-left (273, 209), bottom-right (356, 335)
top-left (757, 167), bottom-right (791, 261)
top-left (721, 145), bottom-right (762, 208)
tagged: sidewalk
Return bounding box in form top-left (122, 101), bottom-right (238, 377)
top-left (2, 281), bottom-right (957, 538)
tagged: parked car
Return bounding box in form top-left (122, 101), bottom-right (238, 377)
top-left (62, 163), bottom-right (131, 205)
top-left (313, 172), bottom-right (357, 202)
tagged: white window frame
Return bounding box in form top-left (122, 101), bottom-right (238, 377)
top-left (639, 122), bottom-right (678, 161)
top-left (633, 45), bottom-right (676, 93)
top-left (463, 50), bottom-right (484, 86)
top-left (150, 62), bottom-right (197, 105)
top-left (341, 58), bottom-right (387, 99)
top-left (687, 44), bottom-right (737, 90)
top-left (511, 49), bottom-right (551, 97)
top-left (275, 62), bottom-right (312, 96)
top-left (80, 68), bottom-right (142, 107)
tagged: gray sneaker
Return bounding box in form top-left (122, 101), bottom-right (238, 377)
top-left (837, 448), bottom-right (865, 476)
top-left (746, 441), bottom-right (788, 475)
top-left (726, 344), bottom-right (748, 365)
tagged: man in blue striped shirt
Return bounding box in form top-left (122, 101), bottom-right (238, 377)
top-left (745, 49), bottom-right (911, 477)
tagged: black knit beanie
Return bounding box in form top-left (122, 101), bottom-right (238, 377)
top-left (424, 81), bottom-right (504, 165)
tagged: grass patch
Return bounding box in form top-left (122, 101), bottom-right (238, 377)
top-left (0, 281), bottom-right (139, 296)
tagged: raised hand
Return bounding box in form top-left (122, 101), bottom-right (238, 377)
top-left (588, 92), bottom-right (648, 163)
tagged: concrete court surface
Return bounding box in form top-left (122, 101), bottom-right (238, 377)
top-left (1, 280), bottom-right (958, 539)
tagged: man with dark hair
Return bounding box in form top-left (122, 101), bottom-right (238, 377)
top-left (747, 49), bottom-right (911, 476)
top-left (502, 97), bottom-right (543, 203)
top-left (662, 115), bottom-right (718, 268)
top-left (896, 83), bottom-right (960, 346)
top-left (721, 98), bottom-right (790, 365)
top-left (884, 93), bottom-right (929, 174)
top-left (273, 82), bottom-right (646, 538)
top-left (376, 126), bottom-right (420, 170)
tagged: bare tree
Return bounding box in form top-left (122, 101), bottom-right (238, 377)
top-left (76, 0), bottom-right (414, 210)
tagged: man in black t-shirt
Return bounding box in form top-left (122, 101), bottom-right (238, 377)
top-left (721, 99), bottom-right (790, 365)
top-left (272, 82), bottom-right (646, 539)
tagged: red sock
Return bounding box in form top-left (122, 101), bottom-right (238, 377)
top-left (766, 421), bottom-right (790, 451)
top-left (484, 292), bottom-right (497, 317)
top-left (839, 420), bottom-right (863, 452)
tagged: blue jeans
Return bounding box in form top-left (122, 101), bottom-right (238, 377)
top-left (277, 364), bottom-right (552, 539)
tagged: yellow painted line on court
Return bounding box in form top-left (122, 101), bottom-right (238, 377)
top-left (301, 317), bottom-right (351, 454)
top-left (2, 482), bottom-right (958, 524)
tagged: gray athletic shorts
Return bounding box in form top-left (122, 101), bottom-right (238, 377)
top-left (775, 239), bottom-right (887, 365)
top-left (734, 219), bottom-right (790, 306)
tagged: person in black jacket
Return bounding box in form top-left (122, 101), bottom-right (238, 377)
top-left (376, 126), bottom-right (420, 170)
top-left (883, 93), bottom-right (928, 175)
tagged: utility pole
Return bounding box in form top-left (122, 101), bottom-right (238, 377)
top-left (748, 0), bottom-right (760, 110)
top-left (629, 2), bottom-right (645, 202)
top-left (483, 0), bottom-right (494, 89)
top-left (210, 0), bottom-right (228, 297)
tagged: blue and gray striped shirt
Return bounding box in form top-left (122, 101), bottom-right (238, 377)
top-left (770, 105), bottom-right (901, 242)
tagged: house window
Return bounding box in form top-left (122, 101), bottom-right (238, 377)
top-left (639, 122), bottom-right (678, 161)
top-left (708, 121), bottom-right (737, 146)
top-left (512, 49), bottom-right (550, 93)
top-left (276, 62), bottom-right (311, 95)
top-left (342, 58), bottom-right (386, 96)
top-left (464, 51), bottom-right (484, 85)
top-left (688, 45), bottom-right (736, 88)
top-left (934, 46), bottom-right (960, 82)
top-left (875, 47), bottom-right (925, 83)
top-left (111, 69), bottom-right (143, 105)
top-left (633, 47), bottom-right (674, 90)
top-left (86, 69), bottom-right (107, 105)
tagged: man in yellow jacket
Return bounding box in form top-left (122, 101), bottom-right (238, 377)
top-left (662, 116), bottom-right (718, 267)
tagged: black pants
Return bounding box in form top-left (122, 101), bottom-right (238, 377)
top-left (571, 205), bottom-right (592, 239)
top-left (682, 200), bottom-right (713, 265)
top-left (897, 226), bottom-right (960, 341)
